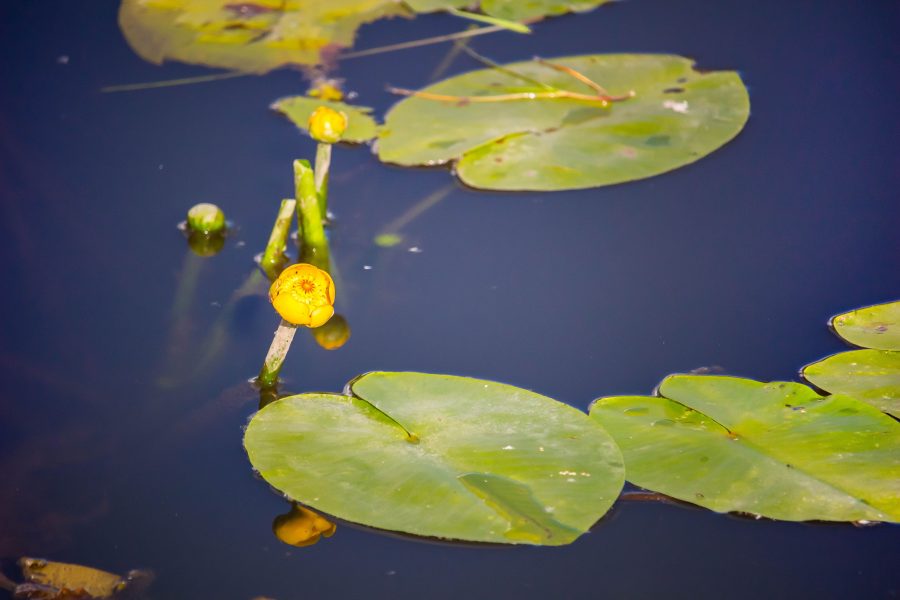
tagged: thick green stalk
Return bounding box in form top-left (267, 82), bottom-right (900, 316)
top-left (294, 159), bottom-right (328, 250)
top-left (313, 143), bottom-right (331, 220)
top-left (260, 198), bottom-right (297, 280)
top-left (258, 320), bottom-right (298, 388)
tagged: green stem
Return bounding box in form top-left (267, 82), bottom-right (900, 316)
top-left (260, 198), bottom-right (297, 280)
top-left (294, 159), bottom-right (328, 251)
top-left (258, 320), bottom-right (298, 388)
top-left (446, 8), bottom-right (531, 34)
top-left (314, 144), bottom-right (331, 221)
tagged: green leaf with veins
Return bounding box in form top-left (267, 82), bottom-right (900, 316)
top-left (830, 300), bottom-right (900, 351)
top-left (803, 349), bottom-right (900, 418)
top-left (244, 372), bottom-right (624, 545)
top-left (377, 54), bottom-right (750, 191)
top-left (590, 375), bottom-right (900, 523)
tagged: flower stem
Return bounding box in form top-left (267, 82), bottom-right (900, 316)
top-left (258, 320), bottom-right (298, 388)
top-left (260, 198), bottom-right (297, 280)
top-left (294, 159), bottom-right (329, 261)
top-left (313, 143), bottom-right (331, 221)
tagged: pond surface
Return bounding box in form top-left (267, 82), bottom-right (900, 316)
top-left (1, 0), bottom-right (898, 598)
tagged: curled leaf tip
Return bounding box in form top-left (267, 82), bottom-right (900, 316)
top-left (269, 263), bottom-right (335, 327)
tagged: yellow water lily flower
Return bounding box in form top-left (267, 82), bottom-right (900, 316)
top-left (273, 504), bottom-right (336, 548)
top-left (269, 263), bottom-right (335, 327)
top-left (307, 106), bottom-right (348, 144)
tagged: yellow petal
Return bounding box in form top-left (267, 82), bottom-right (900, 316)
top-left (308, 304), bottom-right (335, 328)
top-left (273, 294), bottom-right (311, 326)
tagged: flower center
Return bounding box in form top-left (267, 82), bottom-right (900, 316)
top-left (299, 279), bottom-right (316, 294)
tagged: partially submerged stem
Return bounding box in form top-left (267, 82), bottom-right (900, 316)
top-left (258, 320), bottom-right (298, 388)
top-left (294, 159), bottom-right (328, 252)
top-left (388, 57), bottom-right (635, 106)
top-left (157, 251), bottom-right (203, 388)
top-left (458, 45), bottom-right (554, 90)
top-left (387, 86), bottom-right (615, 105)
top-left (313, 143), bottom-right (331, 221)
top-left (447, 8), bottom-right (531, 34)
top-left (339, 25), bottom-right (508, 61)
top-left (534, 57), bottom-right (612, 97)
top-left (260, 198), bottom-right (297, 281)
top-left (101, 70), bottom-right (248, 93)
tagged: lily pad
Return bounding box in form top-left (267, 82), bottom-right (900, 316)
top-left (589, 375), bottom-right (900, 522)
top-left (831, 300), bottom-right (900, 351)
top-left (244, 372), bottom-right (624, 545)
top-left (802, 349), bottom-right (900, 418)
top-left (118, 0), bottom-right (409, 74)
top-left (377, 54), bottom-right (750, 191)
top-left (406, 0), bottom-right (614, 21)
top-left (272, 97), bottom-right (378, 143)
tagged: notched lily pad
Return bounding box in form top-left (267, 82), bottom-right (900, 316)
top-left (243, 372), bottom-right (624, 545)
top-left (802, 349), bottom-right (900, 418)
top-left (272, 96), bottom-right (378, 143)
top-left (830, 300), bottom-right (900, 351)
top-left (377, 54), bottom-right (750, 191)
top-left (118, 0), bottom-right (410, 73)
top-left (589, 375), bottom-right (900, 523)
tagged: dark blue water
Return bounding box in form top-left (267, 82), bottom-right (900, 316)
top-left (1, 0), bottom-right (898, 598)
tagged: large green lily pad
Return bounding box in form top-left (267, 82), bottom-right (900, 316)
top-left (244, 372), bottom-right (624, 545)
top-left (831, 300), bottom-right (900, 351)
top-left (406, 0), bottom-right (614, 21)
top-left (377, 54), bottom-right (750, 191)
top-left (119, 0), bottom-right (409, 74)
top-left (272, 96), bottom-right (379, 143)
top-left (803, 349), bottom-right (900, 418)
top-left (589, 375), bottom-right (900, 522)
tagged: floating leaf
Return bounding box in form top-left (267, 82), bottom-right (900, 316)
top-left (377, 54), bottom-right (750, 191)
top-left (590, 375), bottom-right (900, 522)
top-left (803, 349), bottom-right (900, 418)
top-left (406, 0), bottom-right (614, 21)
top-left (831, 300), bottom-right (900, 351)
top-left (272, 97), bottom-right (378, 143)
top-left (244, 372), bottom-right (624, 545)
top-left (118, 0), bottom-right (410, 74)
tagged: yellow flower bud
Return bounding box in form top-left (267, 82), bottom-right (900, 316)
top-left (272, 504), bottom-right (336, 548)
top-left (311, 314), bottom-right (351, 350)
top-left (307, 106), bottom-right (348, 144)
top-left (269, 263), bottom-right (335, 327)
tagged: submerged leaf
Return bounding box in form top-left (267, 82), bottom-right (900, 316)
top-left (803, 349), bottom-right (900, 418)
top-left (16, 558), bottom-right (152, 599)
top-left (830, 300), bottom-right (900, 351)
top-left (118, 0), bottom-right (410, 73)
top-left (272, 97), bottom-right (378, 143)
top-left (377, 54), bottom-right (750, 191)
top-left (590, 375), bottom-right (900, 522)
top-left (243, 372), bottom-right (624, 545)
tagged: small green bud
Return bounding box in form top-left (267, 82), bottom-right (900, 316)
top-left (307, 106), bottom-right (348, 144)
top-left (187, 203), bottom-right (226, 235)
